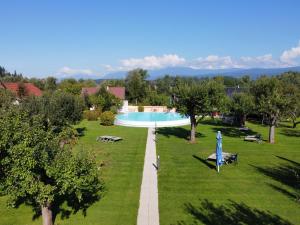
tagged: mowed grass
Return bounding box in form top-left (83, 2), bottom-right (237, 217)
top-left (156, 120), bottom-right (300, 225)
top-left (0, 120), bottom-right (147, 225)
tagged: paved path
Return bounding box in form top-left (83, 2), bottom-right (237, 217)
top-left (137, 127), bottom-right (159, 225)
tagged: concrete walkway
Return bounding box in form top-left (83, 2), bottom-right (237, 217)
top-left (137, 127), bottom-right (159, 225)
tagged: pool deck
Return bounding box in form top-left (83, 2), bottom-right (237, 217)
top-left (137, 127), bottom-right (159, 225)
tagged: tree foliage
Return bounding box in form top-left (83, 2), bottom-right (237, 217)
top-left (174, 79), bottom-right (225, 142)
top-left (59, 79), bottom-right (83, 95)
top-left (251, 76), bottom-right (288, 143)
top-left (0, 105), bottom-right (101, 225)
top-left (277, 72), bottom-right (300, 128)
top-left (228, 92), bottom-right (254, 126)
top-left (125, 69), bottom-right (149, 103)
top-left (0, 88), bottom-right (15, 108)
top-left (22, 91), bottom-right (84, 131)
top-left (88, 86), bottom-right (121, 112)
top-left (44, 77), bottom-right (57, 92)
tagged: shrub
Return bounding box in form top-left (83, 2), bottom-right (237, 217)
top-left (83, 109), bottom-right (101, 121)
top-left (110, 105), bottom-right (119, 114)
top-left (138, 105), bottom-right (144, 112)
top-left (100, 111), bottom-right (115, 126)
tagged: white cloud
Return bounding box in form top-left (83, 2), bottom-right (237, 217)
top-left (57, 66), bottom-right (94, 76)
top-left (191, 55), bottom-right (241, 69)
top-left (55, 66), bottom-right (103, 79)
top-left (280, 41), bottom-right (300, 65)
top-left (103, 41), bottom-right (300, 73)
top-left (120, 54), bottom-right (186, 70)
top-left (240, 54), bottom-right (284, 68)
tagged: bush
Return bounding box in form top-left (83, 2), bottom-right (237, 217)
top-left (83, 110), bottom-right (101, 121)
top-left (110, 105), bottom-right (119, 114)
top-left (100, 111), bottom-right (115, 126)
top-left (138, 105), bottom-right (144, 112)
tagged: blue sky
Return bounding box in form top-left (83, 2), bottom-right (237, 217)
top-left (1, 0), bottom-right (300, 78)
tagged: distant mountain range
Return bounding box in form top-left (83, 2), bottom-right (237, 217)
top-left (102, 66), bottom-right (300, 80)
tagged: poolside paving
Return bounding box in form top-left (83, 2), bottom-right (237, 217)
top-left (137, 127), bottom-right (159, 225)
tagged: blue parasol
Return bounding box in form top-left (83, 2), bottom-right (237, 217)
top-left (216, 131), bottom-right (223, 172)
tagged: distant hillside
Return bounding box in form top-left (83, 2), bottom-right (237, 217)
top-left (103, 66), bottom-right (300, 80)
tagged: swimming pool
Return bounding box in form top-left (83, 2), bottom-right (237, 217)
top-left (115, 112), bottom-right (190, 127)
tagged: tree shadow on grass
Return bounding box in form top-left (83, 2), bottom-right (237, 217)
top-left (157, 127), bottom-right (205, 141)
top-left (175, 199), bottom-right (293, 225)
top-left (280, 129), bottom-right (300, 137)
top-left (192, 155), bottom-right (215, 170)
top-left (277, 122), bottom-right (293, 129)
top-left (30, 189), bottom-right (103, 223)
top-left (198, 119), bottom-right (225, 127)
top-left (211, 127), bottom-right (258, 138)
top-left (252, 156), bottom-right (300, 203)
top-left (76, 127), bottom-right (86, 137)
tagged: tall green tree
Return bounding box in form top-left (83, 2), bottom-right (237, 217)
top-left (0, 88), bottom-right (15, 108)
top-left (228, 92), bottom-right (254, 126)
top-left (88, 86), bottom-right (121, 112)
top-left (22, 91), bottom-right (84, 131)
top-left (251, 77), bottom-right (287, 143)
top-left (16, 82), bottom-right (28, 98)
top-left (278, 72), bottom-right (300, 128)
top-left (0, 107), bottom-right (102, 225)
top-left (59, 79), bottom-right (82, 95)
top-left (125, 69), bottom-right (148, 104)
top-left (174, 80), bottom-right (225, 143)
top-left (44, 77), bottom-right (57, 92)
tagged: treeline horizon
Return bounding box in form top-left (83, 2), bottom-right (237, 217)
top-left (2, 65), bottom-right (300, 88)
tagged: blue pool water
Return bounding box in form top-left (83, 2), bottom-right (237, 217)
top-left (116, 112), bottom-right (187, 122)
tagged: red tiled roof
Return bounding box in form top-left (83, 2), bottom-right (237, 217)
top-left (0, 82), bottom-right (42, 97)
top-left (81, 87), bottom-right (100, 96)
top-left (81, 86), bottom-right (125, 100)
top-left (107, 86), bottom-right (125, 100)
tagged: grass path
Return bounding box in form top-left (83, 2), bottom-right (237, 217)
top-left (157, 120), bottom-right (300, 225)
top-left (0, 121), bottom-right (147, 225)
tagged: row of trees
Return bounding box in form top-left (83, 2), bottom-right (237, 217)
top-left (123, 69), bottom-right (299, 144)
top-left (124, 69), bottom-right (253, 106)
top-left (1, 65), bottom-right (299, 144)
top-left (173, 72), bottom-right (300, 144)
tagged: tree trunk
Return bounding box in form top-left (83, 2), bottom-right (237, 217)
top-left (241, 114), bottom-right (246, 127)
top-left (268, 117), bottom-right (276, 144)
top-left (261, 114), bottom-right (265, 125)
top-left (190, 115), bottom-right (196, 143)
top-left (42, 204), bottom-right (53, 225)
top-left (293, 121), bottom-right (300, 128)
top-left (269, 125), bottom-right (275, 144)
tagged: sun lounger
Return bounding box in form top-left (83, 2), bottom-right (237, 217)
top-left (96, 136), bottom-right (123, 142)
top-left (244, 134), bottom-right (262, 143)
top-left (207, 152), bottom-right (238, 164)
top-left (238, 127), bottom-right (250, 131)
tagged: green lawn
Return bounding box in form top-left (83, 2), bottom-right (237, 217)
top-left (0, 120), bottom-right (147, 225)
top-left (1, 119), bottom-right (299, 225)
top-left (156, 120), bottom-right (300, 225)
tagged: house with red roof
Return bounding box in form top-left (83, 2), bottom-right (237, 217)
top-left (0, 82), bottom-right (42, 97)
top-left (81, 86), bottom-right (125, 100)
top-left (81, 86), bottom-right (100, 96)
top-left (106, 86), bottom-right (125, 100)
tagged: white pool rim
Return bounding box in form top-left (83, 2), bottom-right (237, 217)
top-left (114, 114), bottom-right (190, 128)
